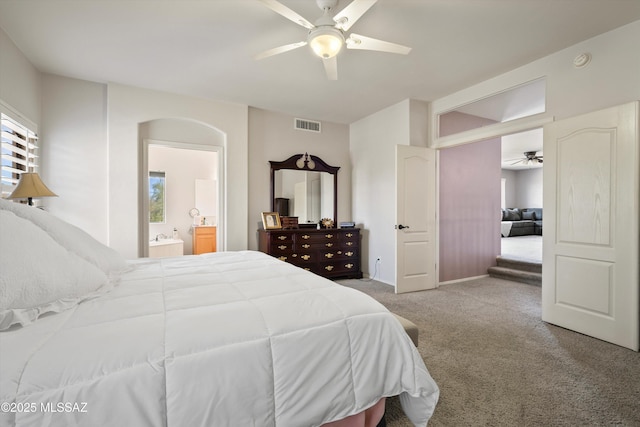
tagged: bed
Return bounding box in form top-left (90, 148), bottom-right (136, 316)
top-left (0, 199), bottom-right (439, 426)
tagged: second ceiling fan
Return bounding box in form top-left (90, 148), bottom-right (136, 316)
top-left (509, 151), bottom-right (544, 166)
top-left (255, 0), bottom-right (412, 80)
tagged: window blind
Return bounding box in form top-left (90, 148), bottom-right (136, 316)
top-left (1, 112), bottom-right (39, 198)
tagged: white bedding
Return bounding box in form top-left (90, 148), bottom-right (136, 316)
top-left (0, 251), bottom-right (439, 426)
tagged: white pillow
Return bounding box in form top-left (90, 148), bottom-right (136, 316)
top-left (0, 198), bottom-right (127, 276)
top-left (0, 210), bottom-right (112, 330)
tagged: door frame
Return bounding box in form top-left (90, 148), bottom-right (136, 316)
top-left (139, 139), bottom-right (224, 257)
top-left (430, 114), bottom-right (554, 287)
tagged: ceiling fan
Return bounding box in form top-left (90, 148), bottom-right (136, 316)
top-left (508, 151), bottom-right (543, 166)
top-left (255, 0), bottom-right (412, 80)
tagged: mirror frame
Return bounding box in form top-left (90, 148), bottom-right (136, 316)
top-left (270, 153), bottom-right (340, 225)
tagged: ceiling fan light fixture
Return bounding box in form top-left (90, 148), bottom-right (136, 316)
top-left (309, 27), bottom-right (344, 59)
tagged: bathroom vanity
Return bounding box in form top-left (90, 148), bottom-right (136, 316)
top-left (192, 225), bottom-right (217, 254)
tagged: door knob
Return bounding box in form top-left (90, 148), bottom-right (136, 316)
top-left (396, 224), bottom-right (410, 230)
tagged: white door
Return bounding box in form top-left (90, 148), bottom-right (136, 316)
top-left (395, 145), bottom-right (437, 294)
top-left (543, 102), bottom-right (639, 351)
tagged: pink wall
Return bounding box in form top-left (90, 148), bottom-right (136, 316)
top-left (439, 138), bottom-right (502, 282)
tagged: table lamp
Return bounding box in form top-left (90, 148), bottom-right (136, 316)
top-left (7, 172), bottom-right (57, 206)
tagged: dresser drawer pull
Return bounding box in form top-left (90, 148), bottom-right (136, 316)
top-left (302, 235), bottom-right (310, 240)
top-left (302, 244), bottom-right (311, 249)
top-left (345, 251), bottom-right (354, 257)
top-left (346, 233), bottom-right (353, 238)
top-left (346, 242), bottom-right (354, 246)
top-left (325, 243), bottom-right (333, 248)
top-left (278, 245), bottom-right (287, 250)
top-left (277, 236), bottom-right (287, 240)
top-left (301, 255), bottom-right (311, 260)
top-left (278, 256), bottom-right (287, 261)
top-left (325, 265), bottom-right (334, 271)
top-left (345, 263), bottom-right (354, 269)
top-left (325, 253), bottom-right (334, 259)
top-left (325, 234), bottom-right (334, 239)
top-left (304, 268), bottom-right (311, 271)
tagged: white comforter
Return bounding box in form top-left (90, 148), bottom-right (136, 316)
top-left (0, 251), bottom-right (439, 427)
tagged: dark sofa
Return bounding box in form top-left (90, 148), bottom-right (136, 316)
top-left (501, 208), bottom-right (542, 236)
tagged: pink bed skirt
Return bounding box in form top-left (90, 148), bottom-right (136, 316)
top-left (321, 398), bottom-right (386, 427)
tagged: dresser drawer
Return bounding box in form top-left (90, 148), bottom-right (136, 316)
top-left (258, 228), bottom-right (362, 280)
top-left (270, 242), bottom-right (294, 253)
top-left (270, 232), bottom-right (293, 243)
top-left (319, 260), bottom-right (360, 276)
top-left (339, 230), bottom-right (358, 240)
top-left (295, 232), bottom-right (338, 243)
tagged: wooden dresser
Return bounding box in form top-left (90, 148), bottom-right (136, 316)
top-left (258, 228), bottom-right (362, 280)
top-left (192, 226), bottom-right (216, 254)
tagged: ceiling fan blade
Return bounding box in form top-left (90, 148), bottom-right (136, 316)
top-left (255, 41), bottom-right (307, 60)
top-left (257, 0), bottom-right (315, 29)
top-left (346, 33), bottom-right (411, 55)
top-left (322, 56), bottom-right (338, 80)
top-left (333, 0), bottom-right (377, 31)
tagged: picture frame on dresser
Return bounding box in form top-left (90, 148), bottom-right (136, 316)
top-left (261, 212), bottom-right (282, 230)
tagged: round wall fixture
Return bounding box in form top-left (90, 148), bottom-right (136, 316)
top-left (573, 52), bottom-right (592, 68)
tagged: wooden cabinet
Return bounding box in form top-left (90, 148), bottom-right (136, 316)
top-left (258, 228), bottom-right (362, 280)
top-left (192, 226), bottom-right (216, 254)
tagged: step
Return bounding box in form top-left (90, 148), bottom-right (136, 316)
top-left (496, 256), bottom-right (542, 274)
top-left (488, 266), bottom-right (542, 286)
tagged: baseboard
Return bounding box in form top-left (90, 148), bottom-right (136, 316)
top-left (438, 274), bottom-right (490, 286)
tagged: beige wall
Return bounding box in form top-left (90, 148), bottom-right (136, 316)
top-left (350, 99), bottom-right (429, 284)
top-left (247, 107), bottom-right (350, 250)
top-left (40, 74), bottom-right (108, 243)
top-left (354, 21), bottom-right (640, 285)
top-left (107, 83), bottom-right (248, 258)
top-left (501, 168), bottom-right (543, 209)
top-left (0, 28), bottom-right (40, 126)
top-left (432, 21), bottom-right (640, 130)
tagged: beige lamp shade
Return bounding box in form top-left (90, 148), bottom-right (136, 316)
top-left (7, 173), bottom-right (57, 205)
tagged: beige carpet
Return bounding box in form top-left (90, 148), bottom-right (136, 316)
top-left (338, 277), bottom-right (640, 426)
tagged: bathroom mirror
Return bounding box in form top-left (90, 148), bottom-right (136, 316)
top-left (270, 153), bottom-right (339, 226)
top-left (195, 178), bottom-right (217, 224)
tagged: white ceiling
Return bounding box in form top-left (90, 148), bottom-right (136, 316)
top-left (501, 128), bottom-right (543, 171)
top-left (1, 0), bottom-right (639, 127)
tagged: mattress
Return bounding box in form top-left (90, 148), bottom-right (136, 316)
top-left (0, 250), bottom-right (439, 426)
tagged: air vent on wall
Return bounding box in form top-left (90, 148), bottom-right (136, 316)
top-left (294, 118), bottom-right (321, 133)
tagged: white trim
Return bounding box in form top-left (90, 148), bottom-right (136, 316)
top-left (0, 100), bottom-right (38, 133)
top-left (438, 274), bottom-right (490, 286)
top-left (431, 113), bottom-right (554, 149)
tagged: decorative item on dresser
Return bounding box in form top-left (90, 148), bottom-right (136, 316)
top-left (192, 225), bottom-right (216, 254)
top-left (261, 211), bottom-right (282, 230)
top-left (258, 228), bottom-right (362, 280)
top-left (280, 216), bottom-right (299, 229)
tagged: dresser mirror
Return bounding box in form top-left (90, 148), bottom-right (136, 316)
top-left (270, 153), bottom-right (339, 226)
